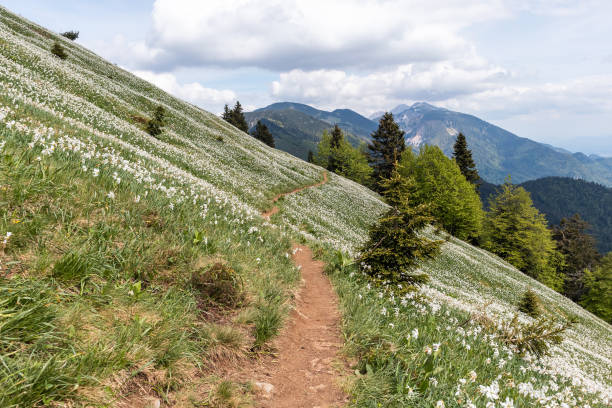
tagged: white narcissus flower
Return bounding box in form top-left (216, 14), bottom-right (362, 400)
top-left (436, 400), bottom-right (445, 408)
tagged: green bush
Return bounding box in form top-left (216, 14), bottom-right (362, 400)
top-left (50, 42), bottom-right (67, 60)
top-left (519, 288), bottom-right (541, 318)
top-left (60, 30), bottom-right (79, 41)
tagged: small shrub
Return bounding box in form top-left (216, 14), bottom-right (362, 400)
top-left (191, 263), bottom-right (244, 307)
top-left (146, 105), bottom-right (166, 137)
top-left (519, 288), bottom-right (541, 318)
top-left (60, 30), bottom-right (79, 40)
top-left (253, 303), bottom-right (282, 349)
top-left (51, 42), bottom-right (67, 60)
top-left (216, 135), bottom-right (224, 142)
top-left (499, 314), bottom-right (573, 358)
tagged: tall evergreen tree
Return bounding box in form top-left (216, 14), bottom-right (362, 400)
top-left (359, 167), bottom-right (441, 290)
top-left (581, 252), bottom-right (612, 323)
top-left (230, 101), bottom-right (249, 133)
top-left (552, 214), bottom-right (601, 301)
top-left (328, 125), bottom-right (344, 172)
top-left (222, 104), bottom-right (232, 122)
top-left (367, 112), bottom-right (406, 192)
top-left (452, 133), bottom-right (480, 186)
top-left (313, 131), bottom-right (372, 185)
top-left (307, 150), bottom-right (314, 163)
top-left (251, 120), bottom-right (275, 147)
top-left (483, 180), bottom-right (564, 290)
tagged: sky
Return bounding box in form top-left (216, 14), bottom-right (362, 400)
top-left (3, 0), bottom-right (612, 156)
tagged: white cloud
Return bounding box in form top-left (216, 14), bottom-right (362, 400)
top-left (131, 70), bottom-right (236, 113)
top-left (139, 0), bottom-right (511, 71)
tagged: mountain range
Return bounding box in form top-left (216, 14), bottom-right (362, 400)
top-left (247, 102), bottom-right (612, 186)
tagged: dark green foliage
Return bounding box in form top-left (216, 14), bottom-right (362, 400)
top-left (581, 252), bottom-right (612, 323)
top-left (50, 42), bottom-right (67, 59)
top-left (518, 288), bottom-right (541, 318)
top-left (367, 113), bottom-right (406, 191)
top-left (480, 177), bottom-right (612, 254)
top-left (452, 132), bottom-right (480, 186)
top-left (222, 101), bottom-right (249, 133)
top-left (146, 105), bottom-right (166, 137)
top-left (313, 130), bottom-right (372, 185)
top-left (552, 214), bottom-right (601, 301)
top-left (328, 124), bottom-right (343, 172)
top-left (483, 180), bottom-right (564, 290)
top-left (400, 146), bottom-right (484, 242)
top-left (60, 30), bottom-right (79, 40)
top-left (307, 150), bottom-right (314, 163)
top-left (251, 120), bottom-right (275, 147)
top-left (190, 262), bottom-right (244, 307)
top-left (359, 168), bottom-right (441, 290)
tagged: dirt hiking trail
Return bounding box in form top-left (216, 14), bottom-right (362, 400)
top-left (255, 171), bottom-right (348, 407)
top-left (262, 172), bottom-right (328, 219)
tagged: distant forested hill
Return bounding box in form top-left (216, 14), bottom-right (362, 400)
top-left (481, 177), bottom-right (612, 253)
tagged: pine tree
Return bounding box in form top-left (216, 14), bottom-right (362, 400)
top-left (307, 150), bottom-right (314, 163)
top-left (146, 105), bottom-right (166, 137)
top-left (483, 179), bottom-right (564, 290)
top-left (51, 42), bottom-right (67, 60)
top-left (452, 132), bottom-right (480, 186)
top-left (367, 112), bottom-right (406, 192)
top-left (581, 252), bottom-right (612, 323)
top-left (222, 104), bottom-right (231, 122)
top-left (230, 101), bottom-right (249, 133)
top-left (359, 167), bottom-right (441, 291)
top-left (60, 30), bottom-right (79, 41)
top-left (328, 125), bottom-right (344, 172)
top-left (553, 214), bottom-right (601, 301)
top-left (251, 120), bottom-right (275, 147)
top-left (519, 288), bottom-right (542, 318)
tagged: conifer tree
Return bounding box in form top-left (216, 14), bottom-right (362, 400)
top-left (146, 105), bottom-right (166, 137)
top-left (222, 104), bottom-right (232, 122)
top-left (483, 180), bottom-right (564, 290)
top-left (251, 120), bottom-right (275, 147)
top-left (452, 132), bottom-right (480, 186)
top-left (307, 150), bottom-right (314, 163)
top-left (51, 42), bottom-right (67, 60)
top-left (581, 252), bottom-right (612, 323)
top-left (230, 101), bottom-right (249, 133)
top-left (359, 166), bottom-right (441, 290)
top-left (367, 112), bottom-right (406, 192)
top-left (312, 131), bottom-right (372, 185)
top-left (60, 30), bottom-right (79, 41)
top-left (328, 125), bottom-right (344, 172)
top-left (519, 288), bottom-right (542, 318)
top-left (553, 214), bottom-right (601, 301)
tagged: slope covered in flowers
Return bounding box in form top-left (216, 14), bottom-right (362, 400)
top-left (0, 6), bottom-right (610, 408)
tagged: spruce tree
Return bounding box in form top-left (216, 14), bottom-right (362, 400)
top-left (251, 120), bottom-right (275, 147)
top-left (51, 42), bottom-right (67, 60)
top-left (328, 125), bottom-right (344, 172)
top-left (519, 288), bottom-right (542, 318)
top-left (367, 112), bottom-right (406, 192)
top-left (359, 167), bottom-right (441, 291)
top-left (222, 104), bottom-right (232, 122)
top-left (552, 214), bottom-right (601, 301)
top-left (581, 252), bottom-right (612, 323)
top-left (146, 105), bottom-right (166, 137)
top-left (230, 101), bottom-right (249, 133)
top-left (452, 133), bottom-right (480, 186)
top-left (307, 150), bottom-right (314, 163)
top-left (483, 180), bottom-right (564, 290)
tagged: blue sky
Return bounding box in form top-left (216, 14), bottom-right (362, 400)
top-left (3, 0), bottom-right (612, 156)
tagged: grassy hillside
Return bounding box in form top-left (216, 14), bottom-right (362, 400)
top-left (0, 6), bottom-right (610, 408)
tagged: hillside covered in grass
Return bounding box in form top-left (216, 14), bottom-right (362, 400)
top-left (0, 6), bottom-right (610, 408)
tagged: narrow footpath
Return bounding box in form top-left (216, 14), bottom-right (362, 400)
top-left (255, 171), bottom-right (348, 407)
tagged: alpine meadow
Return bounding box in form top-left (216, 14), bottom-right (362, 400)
top-left (0, 4), bottom-right (610, 408)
